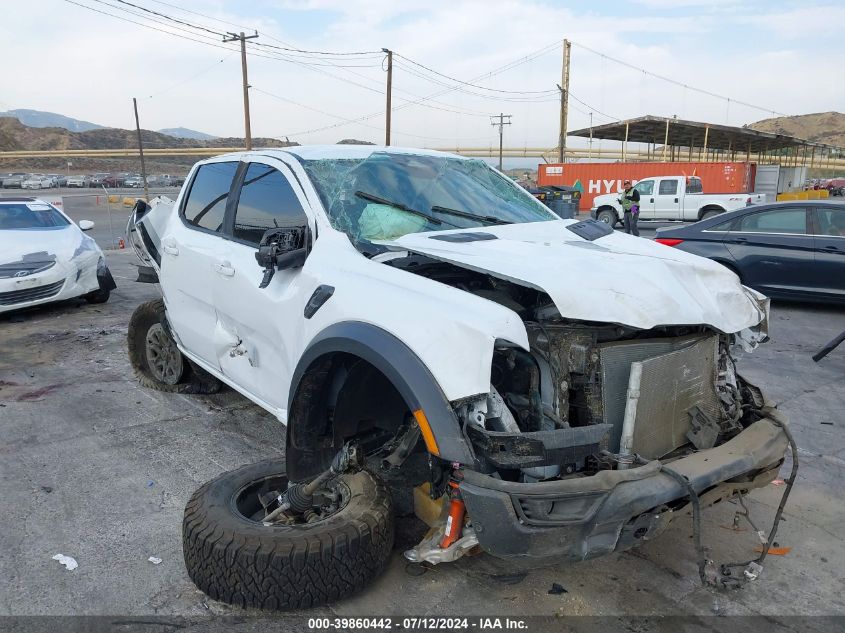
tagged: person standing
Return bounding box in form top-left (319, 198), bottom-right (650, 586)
top-left (618, 180), bottom-right (640, 236)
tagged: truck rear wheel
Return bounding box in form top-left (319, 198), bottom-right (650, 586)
top-left (127, 298), bottom-right (221, 394)
top-left (182, 459), bottom-right (394, 610)
top-left (700, 208), bottom-right (724, 220)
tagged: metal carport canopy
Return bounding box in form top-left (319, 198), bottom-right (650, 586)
top-left (567, 115), bottom-right (826, 153)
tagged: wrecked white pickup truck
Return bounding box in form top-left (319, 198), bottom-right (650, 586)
top-left (127, 146), bottom-right (794, 610)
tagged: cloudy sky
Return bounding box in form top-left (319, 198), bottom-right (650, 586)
top-left (1, 0), bottom-right (842, 149)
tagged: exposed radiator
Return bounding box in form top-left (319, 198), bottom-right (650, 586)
top-left (599, 335), bottom-right (720, 456)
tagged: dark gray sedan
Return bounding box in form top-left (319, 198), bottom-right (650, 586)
top-left (655, 200), bottom-right (845, 303)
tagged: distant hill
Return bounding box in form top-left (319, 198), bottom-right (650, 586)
top-left (0, 117), bottom-right (294, 153)
top-left (158, 127), bottom-right (217, 141)
top-left (0, 108), bottom-right (104, 132)
top-left (748, 111), bottom-right (845, 148)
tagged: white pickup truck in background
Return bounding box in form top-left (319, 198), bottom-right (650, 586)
top-left (590, 176), bottom-right (764, 225)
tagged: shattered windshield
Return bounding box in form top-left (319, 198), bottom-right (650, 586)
top-left (299, 152), bottom-right (555, 243)
top-left (0, 203), bottom-right (70, 230)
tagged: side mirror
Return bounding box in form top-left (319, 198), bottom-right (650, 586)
top-left (254, 225), bottom-right (310, 288)
top-left (78, 220), bottom-right (95, 231)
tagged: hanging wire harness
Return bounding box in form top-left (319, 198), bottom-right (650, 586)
top-left (656, 416), bottom-right (798, 590)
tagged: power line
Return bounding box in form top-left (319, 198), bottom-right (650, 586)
top-left (64, 0), bottom-right (242, 54)
top-left (567, 91), bottom-right (622, 123)
top-left (569, 39), bottom-right (787, 118)
top-left (251, 41), bottom-right (383, 57)
top-left (66, 0), bottom-right (493, 123)
top-left (146, 0), bottom-right (254, 32)
top-left (284, 41), bottom-right (567, 137)
top-left (393, 60), bottom-right (559, 103)
top-left (112, 0), bottom-right (222, 36)
top-left (147, 54), bottom-right (232, 99)
top-left (393, 53), bottom-right (558, 94)
top-left (253, 87), bottom-right (493, 142)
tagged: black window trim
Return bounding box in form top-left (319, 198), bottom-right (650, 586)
top-left (226, 158), bottom-right (312, 250)
top-left (178, 159), bottom-right (242, 239)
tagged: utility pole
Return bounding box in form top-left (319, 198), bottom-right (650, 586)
top-left (224, 31), bottom-right (259, 150)
top-left (558, 38), bottom-right (571, 164)
top-left (133, 97), bottom-right (150, 202)
top-left (588, 112), bottom-right (593, 160)
top-left (382, 48), bottom-right (393, 146)
top-left (490, 113), bottom-right (512, 171)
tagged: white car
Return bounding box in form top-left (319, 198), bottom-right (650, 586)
top-left (66, 175), bottom-right (90, 188)
top-left (0, 197), bottom-right (115, 313)
top-left (128, 147), bottom-right (791, 610)
top-left (591, 175), bottom-right (765, 224)
top-left (22, 175), bottom-right (55, 189)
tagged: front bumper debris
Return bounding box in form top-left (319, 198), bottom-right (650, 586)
top-left (460, 411), bottom-right (789, 560)
top-left (0, 253), bottom-right (101, 313)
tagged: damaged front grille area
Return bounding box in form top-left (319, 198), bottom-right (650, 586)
top-left (467, 423), bottom-right (611, 471)
top-left (478, 320), bottom-right (749, 483)
top-left (0, 279), bottom-right (65, 305)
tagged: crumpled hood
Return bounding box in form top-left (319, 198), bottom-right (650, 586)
top-left (0, 226), bottom-right (96, 264)
top-left (381, 220), bottom-right (768, 333)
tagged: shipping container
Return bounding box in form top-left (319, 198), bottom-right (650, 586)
top-left (538, 162), bottom-right (757, 210)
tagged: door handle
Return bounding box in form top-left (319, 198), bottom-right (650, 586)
top-left (822, 245), bottom-right (843, 253)
top-left (214, 262), bottom-right (236, 277)
top-left (674, 197), bottom-right (679, 203)
top-left (161, 238), bottom-right (179, 256)
top-left (650, 198), bottom-right (654, 203)
top-left (728, 237), bottom-right (748, 243)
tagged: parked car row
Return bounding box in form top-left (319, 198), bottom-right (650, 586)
top-left (803, 178), bottom-right (845, 195)
top-left (2, 173), bottom-right (67, 189)
top-left (1, 171), bottom-right (187, 189)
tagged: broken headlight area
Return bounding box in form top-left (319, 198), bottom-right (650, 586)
top-left (0, 252), bottom-right (57, 278)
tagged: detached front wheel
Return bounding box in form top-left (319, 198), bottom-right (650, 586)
top-left (182, 459), bottom-right (394, 610)
top-left (127, 298), bottom-right (221, 394)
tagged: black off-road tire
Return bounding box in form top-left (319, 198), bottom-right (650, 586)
top-left (84, 288), bottom-right (110, 304)
top-left (127, 298), bottom-right (221, 394)
top-left (182, 459), bottom-right (394, 610)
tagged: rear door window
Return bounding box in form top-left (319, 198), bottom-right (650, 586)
top-left (737, 207), bottom-right (807, 234)
top-left (182, 162), bottom-right (239, 233)
top-left (686, 178), bottom-right (703, 194)
top-left (813, 207), bottom-right (845, 236)
top-left (706, 217), bottom-right (736, 231)
top-left (658, 179), bottom-right (678, 195)
top-left (232, 163), bottom-right (308, 245)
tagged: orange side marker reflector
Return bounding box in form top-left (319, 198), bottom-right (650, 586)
top-left (753, 546), bottom-right (791, 556)
top-left (413, 409), bottom-right (439, 456)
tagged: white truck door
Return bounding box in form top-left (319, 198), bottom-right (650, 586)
top-left (653, 178), bottom-right (682, 219)
top-left (160, 160), bottom-right (240, 370)
top-left (211, 158), bottom-right (316, 414)
top-left (633, 179), bottom-right (656, 219)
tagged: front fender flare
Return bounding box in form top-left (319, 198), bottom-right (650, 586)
top-left (286, 321), bottom-right (476, 481)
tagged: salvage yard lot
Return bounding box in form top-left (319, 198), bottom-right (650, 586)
top-left (1, 251), bottom-right (844, 620)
